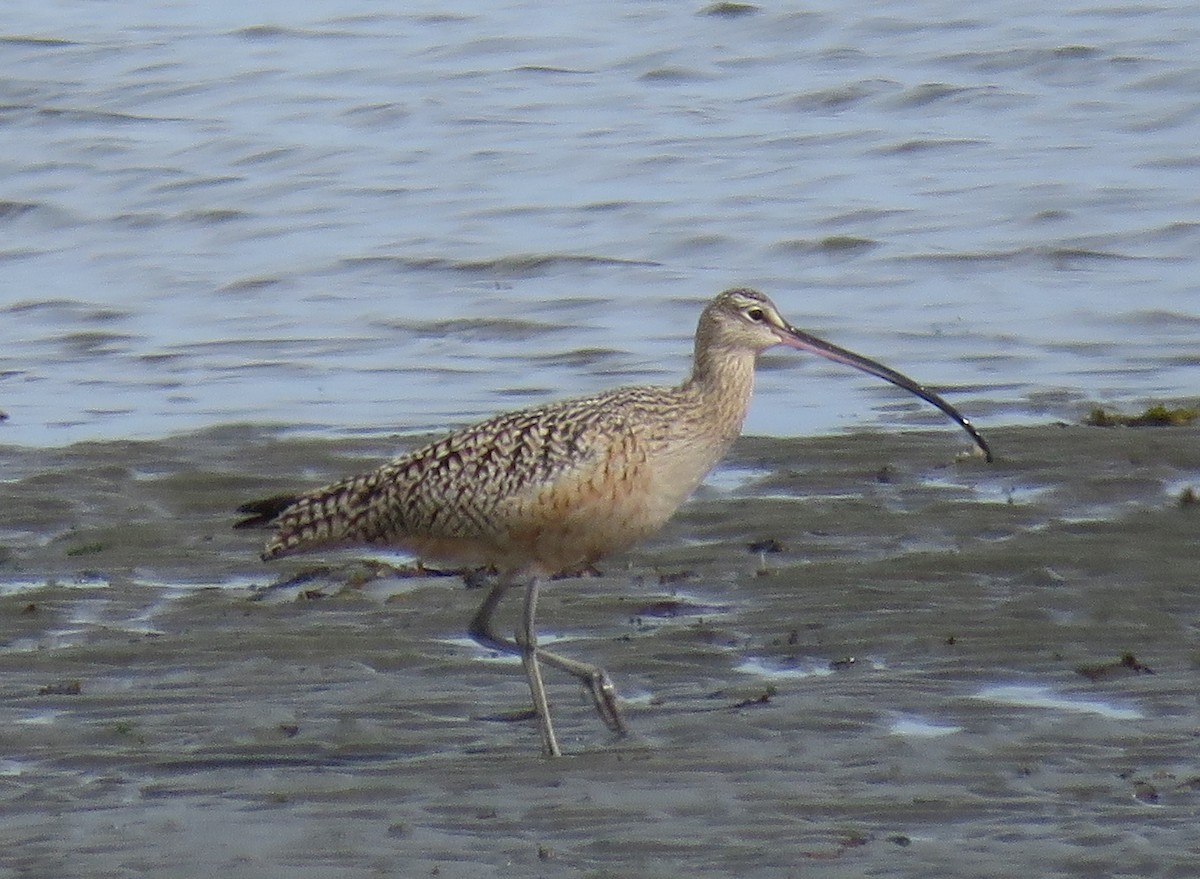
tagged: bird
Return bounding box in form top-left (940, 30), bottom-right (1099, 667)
top-left (236, 288), bottom-right (991, 756)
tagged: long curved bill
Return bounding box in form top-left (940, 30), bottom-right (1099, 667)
top-left (775, 323), bottom-right (993, 463)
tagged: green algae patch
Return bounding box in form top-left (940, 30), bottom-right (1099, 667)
top-left (1084, 404), bottom-right (1199, 427)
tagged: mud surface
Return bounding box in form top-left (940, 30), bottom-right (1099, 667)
top-left (1, 422), bottom-right (1198, 877)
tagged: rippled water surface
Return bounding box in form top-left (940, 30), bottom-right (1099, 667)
top-left (2, 1), bottom-right (1198, 446)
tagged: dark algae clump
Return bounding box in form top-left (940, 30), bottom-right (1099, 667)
top-left (1084, 404), bottom-right (1199, 427)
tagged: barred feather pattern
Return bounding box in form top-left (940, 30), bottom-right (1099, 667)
top-left (253, 290), bottom-right (769, 574)
top-left (260, 376), bottom-right (752, 569)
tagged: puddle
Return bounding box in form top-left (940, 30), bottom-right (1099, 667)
top-left (922, 475), bottom-right (1054, 506)
top-left (212, 575), bottom-right (269, 593)
top-left (0, 577), bottom-right (108, 597)
top-left (702, 465), bottom-right (773, 494)
top-left (628, 592), bottom-right (732, 630)
top-left (888, 715), bottom-right (963, 738)
top-left (14, 710), bottom-right (64, 726)
top-left (734, 655), bottom-right (872, 680)
top-left (5, 631), bottom-right (87, 654)
top-left (437, 633), bottom-right (573, 664)
top-left (972, 683), bottom-right (1143, 720)
top-left (1164, 475), bottom-right (1200, 501)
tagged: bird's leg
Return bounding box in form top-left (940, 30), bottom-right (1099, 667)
top-left (516, 577), bottom-right (561, 757)
top-left (534, 649), bottom-right (627, 737)
top-left (467, 573), bottom-right (561, 755)
top-left (467, 574), bottom-right (627, 739)
top-left (467, 574), bottom-right (515, 654)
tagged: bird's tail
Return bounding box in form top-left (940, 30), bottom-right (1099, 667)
top-left (234, 494), bottom-right (300, 530)
top-left (236, 470), bottom-right (388, 559)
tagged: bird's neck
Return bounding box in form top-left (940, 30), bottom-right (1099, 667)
top-left (680, 340), bottom-right (758, 442)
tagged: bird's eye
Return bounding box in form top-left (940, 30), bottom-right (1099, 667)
top-left (746, 307), bottom-right (765, 322)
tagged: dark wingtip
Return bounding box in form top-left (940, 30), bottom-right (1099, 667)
top-left (233, 494), bottom-right (298, 530)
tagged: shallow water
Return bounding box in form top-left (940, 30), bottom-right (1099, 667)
top-left (1, 423), bottom-right (1199, 876)
top-left (2, 2), bottom-right (1199, 447)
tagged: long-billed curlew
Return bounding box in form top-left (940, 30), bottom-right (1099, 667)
top-left (236, 288), bottom-right (991, 756)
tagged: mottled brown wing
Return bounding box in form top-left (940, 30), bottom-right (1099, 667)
top-left (257, 393), bottom-right (636, 562)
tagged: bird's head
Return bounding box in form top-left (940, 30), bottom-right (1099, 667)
top-left (697, 287), bottom-right (992, 462)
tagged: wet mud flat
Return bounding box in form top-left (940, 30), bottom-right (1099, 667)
top-left (1, 421), bottom-right (1198, 878)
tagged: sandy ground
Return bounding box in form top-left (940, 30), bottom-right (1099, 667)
top-left (1, 421), bottom-right (1198, 877)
